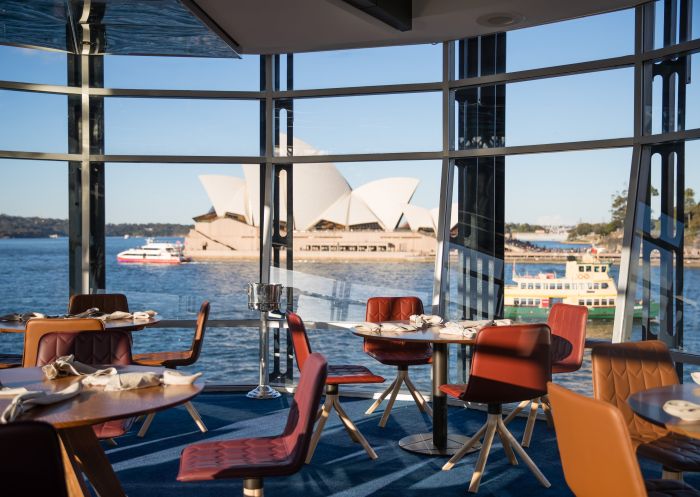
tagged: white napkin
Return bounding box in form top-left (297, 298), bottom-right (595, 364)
top-left (409, 314), bottom-right (444, 327)
top-left (380, 322), bottom-right (418, 332)
top-left (133, 310), bottom-right (157, 319)
top-left (97, 310), bottom-right (158, 321)
top-left (0, 383), bottom-right (82, 423)
top-left (663, 400), bottom-right (700, 421)
top-left (82, 369), bottom-right (202, 391)
top-left (691, 372), bottom-right (700, 385)
top-left (42, 354), bottom-right (117, 380)
top-left (162, 370), bottom-right (203, 385)
top-left (354, 322), bottom-right (381, 333)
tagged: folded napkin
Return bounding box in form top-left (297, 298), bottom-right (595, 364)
top-left (440, 319), bottom-right (495, 338)
top-left (82, 369), bottom-right (202, 391)
top-left (0, 383), bottom-right (81, 424)
top-left (409, 314), bottom-right (444, 327)
top-left (0, 312), bottom-right (46, 322)
top-left (380, 322), bottom-right (418, 332)
top-left (354, 322), bottom-right (381, 333)
top-left (42, 354), bottom-right (117, 380)
top-left (96, 309), bottom-right (158, 321)
top-left (663, 400), bottom-right (700, 421)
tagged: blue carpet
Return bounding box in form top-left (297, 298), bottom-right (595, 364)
top-left (106, 393), bottom-right (700, 496)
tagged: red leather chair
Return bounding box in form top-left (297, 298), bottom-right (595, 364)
top-left (441, 323), bottom-right (552, 493)
top-left (68, 293), bottom-right (130, 315)
top-left (363, 296), bottom-right (432, 427)
top-left (25, 318), bottom-right (135, 442)
top-left (287, 311), bottom-right (384, 462)
top-left (503, 303), bottom-right (588, 446)
top-left (177, 353), bottom-right (328, 497)
top-left (0, 421), bottom-right (69, 497)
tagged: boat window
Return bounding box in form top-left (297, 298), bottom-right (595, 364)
top-left (578, 266), bottom-right (584, 272)
top-left (565, 284), bottom-right (570, 289)
top-left (535, 283), bottom-right (541, 289)
top-left (601, 283), bottom-right (608, 289)
top-left (594, 266), bottom-right (600, 272)
top-left (557, 283), bottom-right (563, 289)
top-left (586, 265), bottom-right (592, 271)
top-left (578, 299), bottom-right (585, 305)
top-left (520, 283), bottom-right (526, 289)
top-left (527, 283), bottom-right (534, 289)
top-left (586, 299), bottom-right (593, 306)
top-left (594, 283), bottom-right (599, 289)
top-left (514, 298), bottom-right (520, 306)
top-left (594, 299), bottom-right (600, 305)
top-left (535, 299), bottom-right (541, 305)
top-left (602, 266), bottom-right (607, 272)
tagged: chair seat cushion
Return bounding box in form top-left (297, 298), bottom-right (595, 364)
top-left (552, 363), bottom-right (580, 374)
top-left (440, 381), bottom-right (547, 405)
top-left (645, 478), bottom-right (700, 496)
top-left (177, 436), bottom-right (296, 481)
top-left (93, 418), bottom-right (134, 439)
top-left (366, 349), bottom-right (432, 366)
top-left (637, 433), bottom-right (700, 472)
top-left (327, 364), bottom-right (384, 385)
top-left (133, 351), bottom-right (190, 368)
top-left (440, 383), bottom-right (467, 399)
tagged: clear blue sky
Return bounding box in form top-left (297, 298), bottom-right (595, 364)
top-left (1, 6), bottom-right (699, 226)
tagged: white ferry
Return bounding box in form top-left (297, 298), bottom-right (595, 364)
top-left (504, 255), bottom-right (657, 320)
top-left (117, 239), bottom-right (189, 264)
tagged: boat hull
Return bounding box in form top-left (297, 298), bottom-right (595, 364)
top-left (117, 257), bottom-right (184, 264)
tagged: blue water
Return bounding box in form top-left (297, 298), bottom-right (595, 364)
top-left (1, 238), bottom-right (699, 390)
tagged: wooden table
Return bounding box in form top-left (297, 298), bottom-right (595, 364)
top-left (0, 315), bottom-right (162, 333)
top-left (628, 383), bottom-right (700, 440)
top-left (352, 323), bottom-right (476, 455)
top-left (0, 364), bottom-right (203, 497)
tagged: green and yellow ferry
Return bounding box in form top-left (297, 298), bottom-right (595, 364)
top-left (504, 256), bottom-right (658, 320)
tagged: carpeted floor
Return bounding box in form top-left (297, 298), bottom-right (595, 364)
top-left (106, 392), bottom-right (700, 497)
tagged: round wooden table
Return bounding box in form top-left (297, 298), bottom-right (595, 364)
top-left (0, 364), bottom-right (204, 497)
top-left (352, 323), bottom-right (476, 455)
top-left (628, 383), bottom-right (700, 440)
top-left (0, 315), bottom-right (162, 333)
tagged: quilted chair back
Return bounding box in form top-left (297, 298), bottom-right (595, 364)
top-left (364, 296), bottom-right (427, 355)
top-left (68, 293), bottom-right (129, 314)
top-left (23, 318), bottom-right (106, 367)
top-left (287, 311), bottom-right (313, 371)
top-left (548, 383), bottom-right (648, 497)
top-left (35, 330), bottom-right (133, 367)
top-left (591, 340), bottom-right (677, 444)
top-left (547, 303), bottom-right (588, 373)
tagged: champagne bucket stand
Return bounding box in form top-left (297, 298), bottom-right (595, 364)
top-left (246, 282), bottom-right (282, 399)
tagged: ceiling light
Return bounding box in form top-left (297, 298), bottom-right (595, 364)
top-left (476, 12), bottom-right (524, 28)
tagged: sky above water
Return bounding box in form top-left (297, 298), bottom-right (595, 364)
top-left (0, 4), bottom-right (699, 226)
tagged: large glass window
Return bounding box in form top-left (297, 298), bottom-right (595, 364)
top-left (0, 90), bottom-right (67, 152)
top-left (0, 45), bottom-right (66, 85)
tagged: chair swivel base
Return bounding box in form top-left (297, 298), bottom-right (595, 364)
top-left (247, 384), bottom-right (281, 400)
top-left (399, 432), bottom-right (477, 456)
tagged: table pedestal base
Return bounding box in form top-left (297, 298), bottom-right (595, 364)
top-left (399, 433), bottom-right (480, 456)
top-left (246, 385), bottom-right (281, 399)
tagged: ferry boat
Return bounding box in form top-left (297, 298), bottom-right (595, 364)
top-left (117, 239), bottom-right (189, 264)
top-left (504, 255), bottom-right (657, 320)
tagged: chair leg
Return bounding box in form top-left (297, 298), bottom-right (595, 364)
top-left (184, 401), bottom-right (208, 433)
top-left (496, 422), bottom-right (518, 466)
top-left (468, 414), bottom-right (499, 493)
top-left (496, 417), bottom-right (550, 488)
top-left (334, 400), bottom-right (361, 443)
top-left (541, 395), bottom-right (554, 428)
top-left (521, 398), bottom-right (540, 448)
top-left (138, 413), bottom-right (156, 438)
top-left (379, 372), bottom-right (404, 427)
top-left (404, 374), bottom-right (433, 417)
top-left (502, 399), bottom-right (530, 425)
top-left (306, 394), bottom-right (333, 464)
top-left (442, 422), bottom-right (489, 471)
top-left (243, 477), bottom-right (264, 497)
top-left (365, 376), bottom-right (398, 415)
top-left (333, 397), bottom-right (378, 460)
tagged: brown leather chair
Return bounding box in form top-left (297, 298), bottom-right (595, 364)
top-left (133, 301), bottom-right (210, 437)
top-left (287, 311), bottom-right (384, 462)
top-left (363, 296), bottom-right (432, 427)
top-left (25, 318), bottom-right (135, 441)
top-left (68, 293), bottom-right (129, 314)
top-left (0, 421), bottom-right (69, 497)
top-left (177, 353), bottom-right (328, 497)
top-left (592, 340), bottom-right (700, 480)
top-left (441, 324), bottom-right (552, 493)
top-left (548, 382), bottom-right (700, 497)
top-left (504, 303), bottom-right (588, 446)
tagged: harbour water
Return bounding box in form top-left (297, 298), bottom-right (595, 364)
top-left (1, 237), bottom-right (699, 393)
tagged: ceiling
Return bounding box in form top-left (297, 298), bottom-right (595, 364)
top-left (195, 0), bottom-right (646, 55)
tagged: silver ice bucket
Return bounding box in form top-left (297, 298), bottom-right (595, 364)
top-left (247, 282), bottom-right (283, 312)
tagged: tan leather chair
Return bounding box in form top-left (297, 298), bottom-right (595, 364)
top-left (548, 382), bottom-right (700, 497)
top-left (592, 340), bottom-right (700, 479)
top-left (23, 318), bottom-right (105, 367)
top-left (133, 301), bottom-right (210, 437)
top-left (68, 293), bottom-right (129, 314)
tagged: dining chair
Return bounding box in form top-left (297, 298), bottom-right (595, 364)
top-left (287, 311), bottom-right (384, 462)
top-left (441, 323), bottom-right (552, 493)
top-left (592, 340), bottom-right (700, 480)
top-left (548, 382), bottom-right (700, 497)
top-left (68, 293), bottom-right (130, 315)
top-left (363, 296), bottom-right (432, 427)
top-left (25, 318), bottom-right (135, 441)
top-left (132, 301), bottom-right (210, 437)
top-left (177, 353), bottom-right (328, 497)
top-left (503, 303), bottom-right (588, 446)
top-left (0, 421), bottom-right (69, 497)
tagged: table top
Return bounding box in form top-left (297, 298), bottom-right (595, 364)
top-left (628, 383), bottom-right (700, 440)
top-left (351, 321), bottom-right (477, 345)
top-left (0, 316), bottom-right (161, 333)
top-left (0, 364), bottom-right (203, 429)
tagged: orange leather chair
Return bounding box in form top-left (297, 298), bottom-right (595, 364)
top-left (441, 324), bottom-right (552, 493)
top-left (287, 311), bottom-right (384, 462)
top-left (592, 340), bottom-right (700, 479)
top-left (363, 296), bottom-right (432, 426)
top-left (548, 382), bottom-right (700, 497)
top-left (68, 293), bottom-right (129, 314)
top-left (133, 301), bottom-right (210, 437)
top-left (25, 318), bottom-right (135, 442)
top-left (177, 353), bottom-right (328, 497)
top-left (0, 421), bottom-right (69, 497)
top-left (503, 303), bottom-right (588, 446)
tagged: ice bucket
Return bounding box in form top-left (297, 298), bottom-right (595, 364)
top-left (247, 282), bottom-right (283, 312)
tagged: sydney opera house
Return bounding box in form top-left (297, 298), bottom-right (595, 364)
top-left (185, 137), bottom-right (456, 260)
